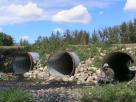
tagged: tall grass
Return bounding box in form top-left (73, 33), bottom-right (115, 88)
top-left (0, 88), bottom-right (32, 102)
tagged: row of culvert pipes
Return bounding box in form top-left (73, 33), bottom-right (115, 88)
top-left (2, 51), bottom-right (136, 82)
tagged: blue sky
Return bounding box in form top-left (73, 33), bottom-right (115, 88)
top-left (0, 0), bottom-right (136, 43)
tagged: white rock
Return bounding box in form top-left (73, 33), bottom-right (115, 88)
top-left (69, 76), bottom-right (75, 82)
top-left (96, 69), bottom-right (101, 76)
top-left (24, 72), bottom-right (32, 77)
top-left (62, 76), bottom-right (69, 81)
top-left (38, 67), bottom-right (44, 71)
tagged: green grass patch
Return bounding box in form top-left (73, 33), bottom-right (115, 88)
top-left (92, 56), bottom-right (102, 68)
top-left (0, 88), bottom-right (32, 102)
top-left (81, 83), bottom-right (136, 102)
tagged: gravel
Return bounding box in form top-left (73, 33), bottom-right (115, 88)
top-left (29, 88), bottom-right (81, 102)
top-left (0, 80), bottom-right (92, 102)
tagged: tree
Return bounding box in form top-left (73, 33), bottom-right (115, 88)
top-left (120, 22), bottom-right (129, 43)
top-left (20, 38), bottom-right (29, 46)
top-left (90, 30), bottom-right (99, 44)
top-left (128, 20), bottom-right (136, 43)
top-left (0, 32), bottom-right (14, 46)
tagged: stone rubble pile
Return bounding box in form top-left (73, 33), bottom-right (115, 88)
top-left (24, 61), bottom-right (50, 80)
top-left (24, 58), bottom-right (101, 85)
top-left (74, 58), bottom-right (100, 85)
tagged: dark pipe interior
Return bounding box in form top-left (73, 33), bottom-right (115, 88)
top-left (48, 52), bottom-right (74, 75)
top-left (103, 52), bottom-right (135, 82)
top-left (13, 54), bottom-right (31, 74)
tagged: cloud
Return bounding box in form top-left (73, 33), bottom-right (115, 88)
top-left (52, 5), bottom-right (91, 24)
top-left (53, 28), bottom-right (63, 33)
top-left (124, 0), bottom-right (136, 11)
top-left (20, 36), bottom-right (29, 41)
top-left (7, 2), bottom-right (44, 18)
top-left (0, 0), bottom-right (119, 25)
top-left (0, 2), bottom-right (46, 25)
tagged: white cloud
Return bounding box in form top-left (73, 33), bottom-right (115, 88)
top-left (7, 2), bottom-right (44, 18)
top-left (52, 5), bottom-right (91, 24)
top-left (53, 28), bottom-right (63, 33)
top-left (0, 2), bottom-right (46, 25)
top-left (124, 0), bottom-right (136, 11)
top-left (0, 0), bottom-right (119, 25)
top-left (20, 36), bottom-right (29, 41)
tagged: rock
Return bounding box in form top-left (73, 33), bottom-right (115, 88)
top-left (38, 67), bottom-right (44, 71)
top-left (24, 72), bottom-right (32, 77)
top-left (96, 69), bottom-right (101, 76)
top-left (48, 76), bottom-right (63, 82)
top-left (100, 53), bottom-right (105, 57)
top-left (48, 76), bottom-right (56, 81)
top-left (86, 76), bottom-right (93, 83)
top-left (37, 72), bottom-right (48, 80)
top-left (62, 76), bottom-right (69, 82)
top-left (69, 76), bottom-right (75, 82)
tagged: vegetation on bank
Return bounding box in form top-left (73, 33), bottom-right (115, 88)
top-left (81, 82), bottom-right (136, 102)
top-left (0, 88), bottom-right (32, 102)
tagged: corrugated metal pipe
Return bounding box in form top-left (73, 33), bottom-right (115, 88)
top-left (102, 52), bottom-right (135, 82)
top-left (12, 52), bottom-right (39, 74)
top-left (47, 51), bottom-right (80, 76)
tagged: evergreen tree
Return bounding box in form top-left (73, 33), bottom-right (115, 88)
top-left (0, 32), bottom-right (14, 46)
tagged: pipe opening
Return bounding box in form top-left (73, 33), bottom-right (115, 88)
top-left (103, 52), bottom-right (135, 82)
top-left (48, 52), bottom-right (79, 76)
top-left (12, 53), bottom-right (32, 74)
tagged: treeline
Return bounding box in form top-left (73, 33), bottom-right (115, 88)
top-left (18, 19), bottom-right (136, 47)
top-left (31, 30), bottom-right (89, 55)
top-left (1, 18), bottom-right (136, 47)
top-left (91, 19), bottom-right (136, 44)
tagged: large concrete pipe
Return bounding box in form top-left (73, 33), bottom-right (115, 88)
top-left (103, 52), bottom-right (135, 82)
top-left (47, 51), bottom-right (80, 76)
top-left (12, 52), bottom-right (39, 74)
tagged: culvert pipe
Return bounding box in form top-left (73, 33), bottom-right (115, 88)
top-left (47, 51), bottom-right (80, 76)
top-left (12, 52), bottom-right (39, 74)
top-left (102, 52), bottom-right (135, 82)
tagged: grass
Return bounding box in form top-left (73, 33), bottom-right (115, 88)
top-left (68, 44), bottom-right (107, 61)
top-left (0, 88), bottom-right (32, 102)
top-left (81, 82), bottom-right (136, 102)
top-left (92, 56), bottom-right (103, 68)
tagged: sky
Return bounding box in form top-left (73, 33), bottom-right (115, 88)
top-left (0, 0), bottom-right (136, 43)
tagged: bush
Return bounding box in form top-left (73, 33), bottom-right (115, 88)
top-left (0, 88), bottom-right (32, 102)
top-left (81, 83), bottom-right (136, 102)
